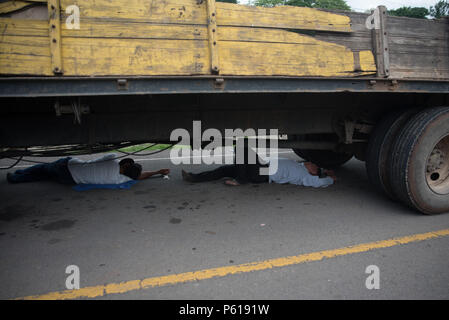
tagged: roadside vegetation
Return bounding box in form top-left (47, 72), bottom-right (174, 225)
top-left (250, 0), bottom-right (449, 19)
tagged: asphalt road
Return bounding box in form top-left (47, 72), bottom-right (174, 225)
top-left (1, 150), bottom-right (449, 300)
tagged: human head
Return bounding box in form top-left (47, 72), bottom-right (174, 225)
top-left (119, 158), bottom-right (142, 180)
top-left (119, 158), bottom-right (134, 167)
top-left (304, 162), bottom-right (320, 176)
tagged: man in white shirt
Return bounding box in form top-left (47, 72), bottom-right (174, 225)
top-left (7, 153), bottom-right (169, 185)
top-left (268, 158), bottom-right (336, 188)
top-left (182, 157), bottom-right (336, 188)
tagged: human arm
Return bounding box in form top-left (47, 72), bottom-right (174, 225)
top-left (294, 163), bottom-right (335, 188)
top-left (324, 170), bottom-right (337, 182)
top-left (138, 169), bottom-right (170, 180)
top-left (88, 153), bottom-right (117, 164)
top-left (302, 174), bottom-right (334, 188)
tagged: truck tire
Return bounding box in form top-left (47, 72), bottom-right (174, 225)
top-left (389, 107), bottom-right (449, 214)
top-left (365, 108), bottom-right (419, 200)
top-left (293, 149), bottom-right (353, 169)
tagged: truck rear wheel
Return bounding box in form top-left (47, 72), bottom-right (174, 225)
top-left (293, 149), bottom-right (353, 169)
top-left (389, 107), bottom-right (449, 214)
top-left (365, 108), bottom-right (418, 200)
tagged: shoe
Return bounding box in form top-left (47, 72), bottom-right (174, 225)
top-left (182, 170), bottom-right (194, 182)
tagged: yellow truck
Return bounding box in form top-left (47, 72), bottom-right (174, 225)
top-left (1, 0), bottom-right (449, 214)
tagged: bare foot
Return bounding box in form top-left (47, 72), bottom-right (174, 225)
top-left (224, 179), bottom-right (240, 186)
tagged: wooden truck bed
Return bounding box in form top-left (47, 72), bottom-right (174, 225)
top-left (1, 0), bottom-right (447, 80)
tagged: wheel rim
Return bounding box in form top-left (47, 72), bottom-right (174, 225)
top-left (426, 134), bottom-right (449, 195)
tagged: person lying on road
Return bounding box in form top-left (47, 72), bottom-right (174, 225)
top-left (182, 154), bottom-right (336, 188)
top-left (6, 153), bottom-right (170, 185)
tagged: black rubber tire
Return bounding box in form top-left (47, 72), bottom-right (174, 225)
top-left (389, 107), bottom-right (449, 214)
top-left (293, 149), bottom-right (353, 169)
top-left (365, 108), bottom-right (419, 200)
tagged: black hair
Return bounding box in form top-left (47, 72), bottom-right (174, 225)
top-left (123, 163), bottom-right (142, 180)
top-left (119, 158), bottom-right (135, 166)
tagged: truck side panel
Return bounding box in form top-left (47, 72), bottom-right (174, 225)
top-left (0, 0), bottom-right (376, 77)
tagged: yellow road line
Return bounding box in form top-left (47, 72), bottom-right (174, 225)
top-left (17, 228), bottom-right (449, 300)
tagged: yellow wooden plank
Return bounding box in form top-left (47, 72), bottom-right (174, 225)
top-left (0, 18), bottom-right (206, 40)
top-left (0, 18), bottom-right (49, 37)
top-left (359, 50), bottom-right (377, 73)
top-left (0, 25), bottom-right (375, 76)
top-left (219, 41), bottom-right (373, 77)
top-left (57, 0), bottom-right (351, 33)
top-left (59, 0), bottom-right (207, 25)
top-left (0, 36), bottom-right (210, 76)
top-left (0, 17), bottom-right (358, 46)
top-left (0, 35), bottom-right (52, 75)
top-left (0, 1), bottom-right (34, 14)
top-left (216, 3), bottom-right (352, 32)
top-left (218, 27), bottom-right (376, 76)
top-left (63, 21), bottom-right (207, 40)
top-left (218, 26), bottom-right (330, 44)
top-left (60, 38), bottom-right (210, 76)
top-left (0, 17), bottom-right (355, 46)
top-left (0, 1), bottom-right (375, 77)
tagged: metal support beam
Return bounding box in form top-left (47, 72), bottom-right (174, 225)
top-left (278, 141), bottom-right (338, 150)
top-left (48, 0), bottom-right (63, 74)
top-left (1, 77), bottom-right (449, 98)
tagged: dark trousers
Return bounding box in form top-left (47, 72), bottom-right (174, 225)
top-left (8, 157), bottom-right (75, 185)
top-left (190, 143), bottom-right (269, 184)
top-left (189, 163), bottom-right (269, 184)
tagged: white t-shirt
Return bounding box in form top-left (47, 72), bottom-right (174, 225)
top-left (268, 158), bottom-right (334, 188)
top-left (68, 153), bottom-right (132, 185)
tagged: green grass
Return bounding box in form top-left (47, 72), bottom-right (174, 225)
top-left (113, 143), bottom-right (188, 154)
